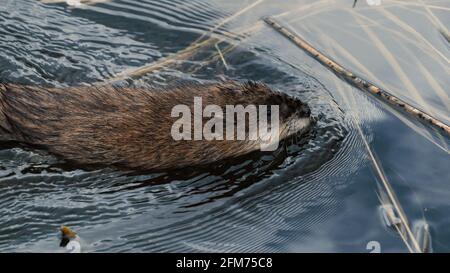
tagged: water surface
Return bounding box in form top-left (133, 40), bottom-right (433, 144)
top-left (0, 0), bottom-right (448, 252)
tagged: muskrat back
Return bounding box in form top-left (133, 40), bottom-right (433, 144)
top-left (0, 81), bottom-right (312, 171)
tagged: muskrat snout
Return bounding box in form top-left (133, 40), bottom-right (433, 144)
top-left (295, 102), bottom-right (311, 118)
top-left (276, 94), bottom-right (313, 139)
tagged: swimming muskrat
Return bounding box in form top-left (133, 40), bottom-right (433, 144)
top-left (0, 81), bottom-right (312, 171)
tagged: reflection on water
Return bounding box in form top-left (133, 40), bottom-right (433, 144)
top-left (0, 0), bottom-right (448, 252)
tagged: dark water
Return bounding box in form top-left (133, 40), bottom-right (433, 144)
top-left (0, 0), bottom-right (448, 252)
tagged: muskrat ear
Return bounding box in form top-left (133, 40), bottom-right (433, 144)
top-left (218, 81), bottom-right (244, 95)
top-left (242, 80), bottom-right (268, 93)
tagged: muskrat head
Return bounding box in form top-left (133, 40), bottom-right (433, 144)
top-left (237, 81), bottom-right (313, 139)
top-left (279, 94), bottom-right (312, 139)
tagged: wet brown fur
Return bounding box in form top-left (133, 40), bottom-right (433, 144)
top-left (0, 81), bottom-right (310, 171)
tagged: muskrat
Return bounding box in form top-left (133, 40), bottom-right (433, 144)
top-left (0, 81), bottom-right (312, 171)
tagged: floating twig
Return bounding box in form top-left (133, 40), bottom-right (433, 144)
top-left (100, 39), bottom-right (217, 84)
top-left (264, 17), bottom-right (450, 136)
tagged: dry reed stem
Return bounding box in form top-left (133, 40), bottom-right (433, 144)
top-left (264, 17), bottom-right (450, 136)
top-left (101, 0), bottom-right (265, 83)
top-left (327, 49), bottom-right (421, 253)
